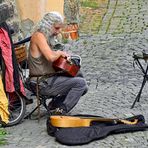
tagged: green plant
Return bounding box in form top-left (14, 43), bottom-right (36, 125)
top-left (83, 40), bottom-right (87, 45)
top-left (62, 38), bottom-right (69, 44)
top-left (81, 0), bottom-right (99, 9)
top-left (0, 128), bottom-right (7, 146)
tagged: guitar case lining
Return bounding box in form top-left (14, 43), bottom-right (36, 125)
top-left (46, 114), bottom-right (148, 145)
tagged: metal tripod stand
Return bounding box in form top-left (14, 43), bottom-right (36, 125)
top-left (131, 53), bottom-right (148, 108)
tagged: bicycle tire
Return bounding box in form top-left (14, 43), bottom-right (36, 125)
top-left (6, 91), bottom-right (26, 127)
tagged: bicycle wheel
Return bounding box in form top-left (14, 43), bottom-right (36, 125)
top-left (6, 91), bottom-right (26, 126)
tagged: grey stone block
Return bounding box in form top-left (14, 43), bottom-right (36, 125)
top-left (0, 3), bottom-right (14, 23)
top-left (10, 21), bottom-right (20, 33)
top-left (3, 20), bottom-right (19, 39)
top-left (0, 0), bottom-right (4, 4)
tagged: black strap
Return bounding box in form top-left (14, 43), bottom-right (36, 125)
top-left (13, 36), bottom-right (31, 47)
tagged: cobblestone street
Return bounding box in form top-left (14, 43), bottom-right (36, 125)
top-left (2, 32), bottom-right (148, 148)
top-left (1, 0), bottom-right (148, 147)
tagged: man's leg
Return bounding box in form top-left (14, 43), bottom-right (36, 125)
top-left (40, 76), bottom-right (88, 113)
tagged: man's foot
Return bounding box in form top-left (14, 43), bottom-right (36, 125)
top-left (50, 107), bottom-right (67, 115)
top-left (47, 100), bottom-right (57, 111)
top-left (47, 95), bottom-right (66, 111)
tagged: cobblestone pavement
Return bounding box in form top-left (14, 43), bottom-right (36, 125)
top-left (2, 32), bottom-right (148, 148)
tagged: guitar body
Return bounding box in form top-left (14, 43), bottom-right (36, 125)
top-left (50, 115), bottom-right (138, 128)
top-left (53, 57), bottom-right (80, 77)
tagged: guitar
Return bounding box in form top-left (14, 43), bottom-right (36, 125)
top-left (52, 56), bottom-right (80, 77)
top-left (50, 115), bottom-right (138, 128)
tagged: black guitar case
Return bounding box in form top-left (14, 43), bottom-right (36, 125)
top-left (46, 114), bottom-right (148, 146)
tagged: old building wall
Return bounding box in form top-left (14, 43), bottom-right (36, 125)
top-left (16, 0), bottom-right (64, 37)
top-left (0, 0), bottom-right (64, 39)
top-left (16, 0), bottom-right (64, 23)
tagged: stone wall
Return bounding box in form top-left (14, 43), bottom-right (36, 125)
top-left (0, 0), bottom-right (22, 40)
top-left (0, 1), bottom-right (13, 22)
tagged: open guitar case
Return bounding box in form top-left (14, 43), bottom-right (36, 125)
top-left (46, 114), bottom-right (148, 145)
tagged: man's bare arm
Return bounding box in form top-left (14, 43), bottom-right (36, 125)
top-left (32, 32), bottom-right (68, 62)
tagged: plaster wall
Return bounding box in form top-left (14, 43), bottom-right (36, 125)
top-left (16, 0), bottom-right (64, 23)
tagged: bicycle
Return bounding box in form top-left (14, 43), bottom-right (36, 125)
top-left (0, 22), bottom-right (32, 126)
top-left (6, 91), bottom-right (26, 126)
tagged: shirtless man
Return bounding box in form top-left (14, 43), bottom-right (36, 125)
top-left (28, 12), bottom-right (88, 115)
